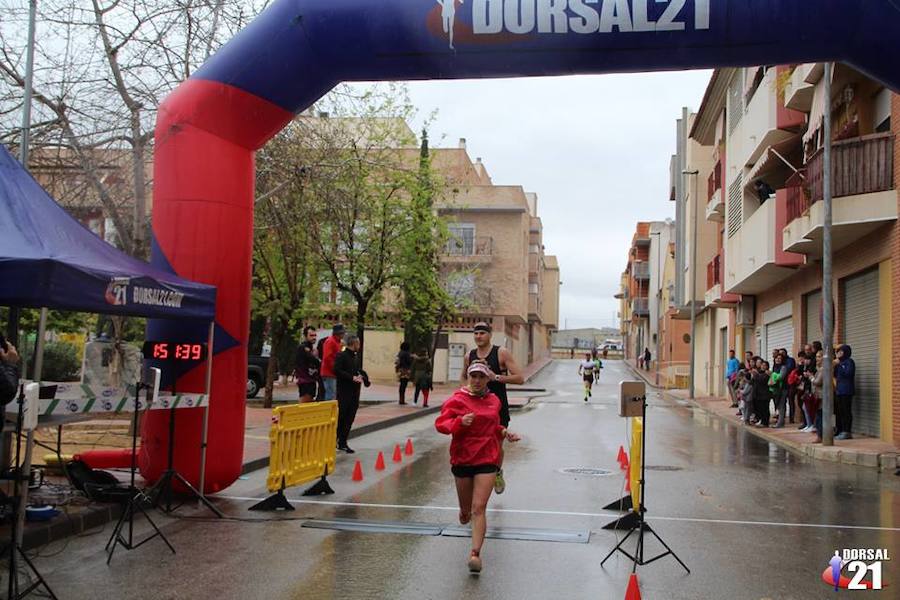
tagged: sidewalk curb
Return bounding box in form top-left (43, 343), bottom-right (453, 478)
top-left (524, 357), bottom-right (553, 383)
top-left (626, 360), bottom-right (900, 472)
top-left (241, 403), bottom-right (443, 475)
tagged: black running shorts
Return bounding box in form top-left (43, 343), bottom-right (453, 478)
top-left (451, 464), bottom-right (500, 478)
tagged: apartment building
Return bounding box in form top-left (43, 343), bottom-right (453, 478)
top-left (436, 141), bottom-right (560, 381)
top-left (686, 64), bottom-right (898, 445)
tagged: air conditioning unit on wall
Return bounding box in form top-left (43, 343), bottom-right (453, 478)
top-left (736, 296), bottom-right (756, 326)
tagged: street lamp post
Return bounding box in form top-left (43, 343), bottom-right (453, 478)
top-left (683, 169), bottom-right (700, 400)
top-left (821, 62), bottom-right (835, 446)
top-left (650, 231), bottom-right (662, 386)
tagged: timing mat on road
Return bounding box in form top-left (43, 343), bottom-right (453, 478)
top-left (301, 517), bottom-right (591, 543)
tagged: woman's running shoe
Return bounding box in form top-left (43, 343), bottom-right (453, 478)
top-left (468, 551), bottom-right (482, 573)
top-left (494, 470), bottom-right (506, 494)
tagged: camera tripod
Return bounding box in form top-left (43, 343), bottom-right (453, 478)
top-left (601, 397), bottom-right (690, 574)
top-left (5, 384), bottom-right (57, 599)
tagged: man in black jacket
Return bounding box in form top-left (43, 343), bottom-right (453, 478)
top-left (0, 335), bottom-right (21, 405)
top-left (334, 335), bottom-right (369, 453)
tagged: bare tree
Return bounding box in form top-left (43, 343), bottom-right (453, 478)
top-left (0, 0), bottom-right (264, 256)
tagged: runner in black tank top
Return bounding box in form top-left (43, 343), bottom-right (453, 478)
top-left (468, 345), bottom-right (510, 427)
top-left (464, 322), bottom-right (524, 495)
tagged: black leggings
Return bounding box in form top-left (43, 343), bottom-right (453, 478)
top-left (398, 378), bottom-right (409, 401)
top-left (835, 394), bottom-right (853, 434)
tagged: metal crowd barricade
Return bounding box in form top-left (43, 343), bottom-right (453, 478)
top-left (250, 401), bottom-right (338, 511)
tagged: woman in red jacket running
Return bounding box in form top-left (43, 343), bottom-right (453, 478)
top-left (435, 360), bottom-right (521, 573)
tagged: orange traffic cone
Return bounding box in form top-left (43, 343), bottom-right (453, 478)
top-left (405, 438), bottom-right (414, 456)
top-left (374, 451), bottom-right (386, 471)
top-left (625, 474), bottom-right (631, 493)
top-left (352, 460), bottom-right (364, 482)
top-left (621, 453), bottom-right (629, 471)
top-left (617, 446), bottom-right (627, 468)
top-left (624, 573), bottom-right (642, 600)
top-left (392, 444), bottom-right (403, 463)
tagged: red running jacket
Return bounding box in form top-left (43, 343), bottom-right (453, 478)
top-left (435, 387), bottom-right (505, 466)
top-left (320, 335), bottom-right (342, 378)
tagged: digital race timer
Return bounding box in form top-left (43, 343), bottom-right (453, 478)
top-left (142, 341), bottom-right (208, 363)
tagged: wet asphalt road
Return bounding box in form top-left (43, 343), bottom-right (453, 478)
top-left (25, 360), bottom-right (900, 600)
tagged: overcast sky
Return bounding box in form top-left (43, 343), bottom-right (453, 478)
top-left (401, 71), bottom-right (713, 331)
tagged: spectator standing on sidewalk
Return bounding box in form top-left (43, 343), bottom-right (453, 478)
top-left (1, 335), bottom-right (20, 405)
top-left (744, 351), bottom-right (754, 372)
top-left (334, 334), bottom-right (369, 453)
top-left (811, 350), bottom-right (825, 442)
top-left (769, 354), bottom-right (788, 428)
top-left (738, 371), bottom-right (754, 423)
top-left (799, 352), bottom-right (817, 432)
top-left (834, 344), bottom-right (856, 440)
top-left (643, 348), bottom-right (651, 372)
top-left (396, 342), bottom-right (413, 405)
top-left (752, 359), bottom-right (771, 427)
top-left (320, 324), bottom-right (345, 401)
top-left (294, 326), bottom-right (321, 403)
top-left (411, 348), bottom-right (434, 407)
top-left (725, 350), bottom-right (740, 407)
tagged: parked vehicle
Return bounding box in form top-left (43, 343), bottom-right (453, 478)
top-left (247, 355), bottom-right (272, 399)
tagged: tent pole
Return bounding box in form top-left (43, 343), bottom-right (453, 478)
top-left (7, 1), bottom-right (37, 348)
top-left (198, 321), bottom-right (215, 500)
top-left (14, 307), bottom-right (46, 546)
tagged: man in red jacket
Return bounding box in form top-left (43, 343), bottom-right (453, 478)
top-left (319, 323), bottom-right (345, 401)
top-left (436, 360), bottom-right (520, 574)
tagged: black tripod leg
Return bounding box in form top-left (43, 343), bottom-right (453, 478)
top-left (16, 546), bottom-right (59, 600)
top-left (600, 527), bottom-right (635, 566)
top-left (105, 502), bottom-right (132, 552)
top-left (172, 472), bottom-right (224, 518)
top-left (134, 502), bottom-right (176, 555)
top-left (648, 527), bottom-right (690, 573)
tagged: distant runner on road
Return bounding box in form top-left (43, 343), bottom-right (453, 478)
top-left (579, 353), bottom-right (596, 402)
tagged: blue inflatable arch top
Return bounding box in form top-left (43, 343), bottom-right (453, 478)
top-left (147, 0), bottom-right (900, 493)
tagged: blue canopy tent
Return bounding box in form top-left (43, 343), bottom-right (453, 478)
top-left (0, 143), bottom-right (218, 524)
top-left (0, 144), bottom-right (216, 320)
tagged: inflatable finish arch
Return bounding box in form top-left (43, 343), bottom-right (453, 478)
top-left (145, 0), bottom-right (900, 491)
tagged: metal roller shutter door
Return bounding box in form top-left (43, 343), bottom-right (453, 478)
top-left (804, 290), bottom-right (823, 346)
top-left (764, 318), bottom-right (794, 361)
top-left (841, 270), bottom-right (880, 436)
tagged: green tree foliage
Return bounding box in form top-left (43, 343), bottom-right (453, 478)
top-left (399, 131), bottom-right (452, 355)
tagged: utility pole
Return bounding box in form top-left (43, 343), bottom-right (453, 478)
top-left (821, 62), bottom-right (835, 446)
top-left (684, 169), bottom-right (700, 400)
top-left (651, 231), bottom-right (662, 386)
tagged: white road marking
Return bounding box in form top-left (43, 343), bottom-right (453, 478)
top-left (214, 495), bottom-right (900, 532)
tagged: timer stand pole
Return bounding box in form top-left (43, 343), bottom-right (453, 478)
top-left (197, 321), bottom-right (215, 508)
top-left (148, 358), bottom-right (223, 518)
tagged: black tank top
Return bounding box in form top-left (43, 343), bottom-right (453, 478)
top-left (469, 345), bottom-right (508, 403)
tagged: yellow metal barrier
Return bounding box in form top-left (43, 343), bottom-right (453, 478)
top-left (250, 401), bottom-right (338, 511)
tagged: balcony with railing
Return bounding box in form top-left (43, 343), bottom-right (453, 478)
top-left (705, 252), bottom-right (740, 307)
top-left (528, 293), bottom-right (541, 320)
top-left (632, 261), bottom-right (650, 281)
top-left (454, 288), bottom-right (494, 312)
top-left (632, 297), bottom-right (649, 317)
top-left (783, 133), bottom-right (897, 255)
top-left (441, 236), bottom-right (493, 263)
top-left (706, 160), bottom-right (725, 222)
